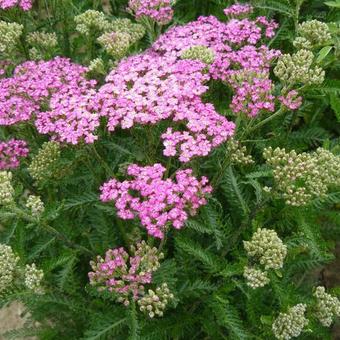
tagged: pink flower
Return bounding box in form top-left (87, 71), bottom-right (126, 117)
top-left (128, 0), bottom-right (174, 25)
top-left (0, 0), bottom-right (33, 10)
top-left (279, 90), bottom-right (303, 110)
top-left (0, 139), bottom-right (29, 169)
top-left (224, 3), bottom-right (253, 17)
top-left (100, 164), bottom-right (212, 238)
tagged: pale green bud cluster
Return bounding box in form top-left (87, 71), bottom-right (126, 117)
top-left (27, 32), bottom-right (58, 60)
top-left (28, 142), bottom-right (61, 182)
top-left (24, 263), bottom-right (44, 294)
top-left (0, 171), bottom-right (14, 206)
top-left (181, 45), bottom-right (215, 64)
top-left (27, 32), bottom-right (58, 49)
top-left (272, 304), bottom-right (309, 340)
top-left (131, 240), bottom-right (164, 274)
top-left (294, 20), bottom-right (331, 49)
top-left (274, 49), bottom-right (324, 86)
top-left (26, 195), bottom-right (44, 217)
top-left (263, 147), bottom-right (340, 206)
top-left (227, 139), bottom-right (254, 166)
top-left (0, 244), bottom-right (19, 293)
top-left (244, 228), bottom-right (287, 270)
top-left (74, 10), bottom-right (111, 36)
top-left (313, 286), bottom-right (340, 327)
top-left (109, 18), bottom-right (145, 44)
top-left (98, 31), bottom-right (131, 59)
top-left (138, 283), bottom-right (174, 318)
top-left (0, 21), bottom-right (23, 57)
top-left (88, 58), bottom-right (106, 75)
top-left (243, 266), bottom-right (269, 289)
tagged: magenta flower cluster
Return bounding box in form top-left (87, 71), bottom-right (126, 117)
top-left (0, 0), bottom-right (32, 10)
top-left (278, 90), bottom-right (303, 110)
top-left (153, 15), bottom-right (280, 117)
top-left (223, 3), bottom-right (253, 17)
top-left (100, 163), bottom-right (212, 239)
top-left (89, 241), bottom-right (162, 304)
top-left (96, 52), bottom-right (235, 162)
top-left (0, 57), bottom-right (99, 144)
top-left (128, 0), bottom-right (174, 25)
top-left (0, 139), bottom-right (29, 170)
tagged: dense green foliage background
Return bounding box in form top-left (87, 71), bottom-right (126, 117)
top-left (0, 0), bottom-right (339, 339)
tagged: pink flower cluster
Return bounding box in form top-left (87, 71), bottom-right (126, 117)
top-left (223, 3), bottom-right (253, 17)
top-left (0, 57), bottom-right (99, 144)
top-left (96, 52), bottom-right (235, 162)
top-left (0, 139), bottom-right (29, 169)
top-left (152, 15), bottom-right (280, 117)
top-left (89, 241), bottom-right (162, 304)
top-left (100, 164), bottom-right (212, 238)
top-left (0, 0), bottom-right (32, 10)
top-left (278, 90), bottom-right (303, 110)
top-left (128, 0), bottom-right (174, 25)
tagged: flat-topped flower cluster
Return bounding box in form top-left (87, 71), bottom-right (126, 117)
top-left (0, 139), bottom-right (29, 170)
top-left (100, 164), bottom-right (212, 239)
top-left (0, 0), bottom-right (32, 10)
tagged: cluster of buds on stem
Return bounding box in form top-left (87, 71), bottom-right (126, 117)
top-left (272, 304), bottom-right (309, 340)
top-left (74, 10), bottom-right (111, 36)
top-left (274, 49), bottom-right (324, 86)
top-left (25, 195), bottom-right (45, 217)
top-left (0, 171), bottom-right (14, 206)
top-left (0, 244), bottom-right (44, 295)
top-left (313, 286), bottom-right (340, 327)
top-left (0, 244), bottom-right (19, 293)
top-left (293, 20), bottom-right (331, 49)
top-left (138, 283), bottom-right (174, 318)
top-left (89, 241), bottom-right (172, 316)
top-left (0, 21), bottom-right (23, 57)
top-left (97, 32), bottom-right (132, 59)
top-left (243, 228), bottom-right (287, 289)
top-left (26, 32), bottom-right (58, 60)
top-left (226, 139), bottom-right (254, 166)
top-left (263, 147), bottom-right (340, 206)
top-left (28, 142), bottom-right (61, 183)
top-left (181, 45), bottom-right (215, 65)
top-left (24, 263), bottom-right (44, 294)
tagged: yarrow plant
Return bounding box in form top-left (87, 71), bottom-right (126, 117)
top-left (0, 1), bottom-right (339, 339)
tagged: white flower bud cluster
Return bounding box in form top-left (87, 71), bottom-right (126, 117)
top-left (24, 263), bottom-right (44, 294)
top-left (263, 147), bottom-right (340, 206)
top-left (131, 240), bottom-right (164, 274)
top-left (28, 142), bottom-right (61, 182)
top-left (0, 20), bottom-right (23, 57)
top-left (313, 286), bottom-right (340, 327)
top-left (88, 58), bottom-right (106, 75)
top-left (109, 18), bottom-right (145, 45)
top-left (226, 139), bottom-right (254, 166)
top-left (74, 10), bottom-right (111, 36)
top-left (272, 304), bottom-right (309, 340)
top-left (243, 228), bottom-right (287, 289)
top-left (27, 31), bottom-right (58, 49)
top-left (274, 49), bottom-right (325, 86)
top-left (25, 195), bottom-right (44, 217)
top-left (138, 283), bottom-right (174, 318)
top-left (294, 20), bottom-right (331, 49)
top-left (0, 244), bottom-right (19, 293)
top-left (244, 228), bottom-right (287, 270)
top-left (243, 266), bottom-right (270, 289)
top-left (26, 31), bottom-right (58, 60)
top-left (0, 171), bottom-right (14, 206)
top-left (181, 45), bottom-right (215, 64)
top-left (97, 31), bottom-right (131, 59)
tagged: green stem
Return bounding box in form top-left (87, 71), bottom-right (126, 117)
top-left (90, 144), bottom-right (112, 176)
top-left (246, 106), bottom-right (287, 136)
